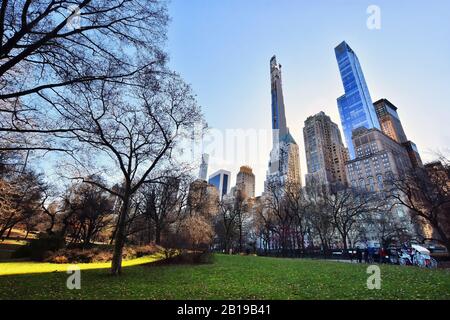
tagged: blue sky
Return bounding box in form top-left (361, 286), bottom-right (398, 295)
top-left (167, 0), bottom-right (450, 195)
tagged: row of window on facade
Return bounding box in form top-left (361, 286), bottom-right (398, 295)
top-left (355, 141), bottom-right (379, 157)
top-left (351, 174), bottom-right (384, 192)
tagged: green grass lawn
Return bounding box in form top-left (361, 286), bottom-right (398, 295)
top-left (0, 254), bottom-right (449, 300)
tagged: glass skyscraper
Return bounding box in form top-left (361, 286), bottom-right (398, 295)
top-left (208, 169), bottom-right (230, 200)
top-left (335, 41), bottom-right (380, 159)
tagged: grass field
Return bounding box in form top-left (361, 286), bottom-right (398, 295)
top-left (0, 254), bottom-right (449, 300)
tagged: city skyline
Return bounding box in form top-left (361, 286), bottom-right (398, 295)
top-left (167, 0), bottom-right (450, 195)
top-left (1, 0), bottom-right (448, 302)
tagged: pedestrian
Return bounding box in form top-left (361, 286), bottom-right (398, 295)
top-left (368, 247), bottom-right (374, 263)
top-left (356, 247), bottom-right (362, 263)
top-left (379, 247), bottom-right (385, 263)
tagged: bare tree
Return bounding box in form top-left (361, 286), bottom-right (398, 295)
top-left (367, 204), bottom-right (414, 248)
top-left (233, 189), bottom-right (249, 253)
top-left (40, 189), bottom-right (64, 235)
top-left (324, 186), bottom-right (378, 254)
top-left (388, 160), bottom-right (450, 252)
top-left (284, 182), bottom-right (310, 252)
top-left (0, 0), bottom-right (168, 100)
top-left (308, 198), bottom-right (335, 253)
top-left (1, 0), bottom-right (169, 155)
top-left (139, 174), bottom-right (189, 245)
top-left (252, 195), bottom-right (276, 253)
top-left (216, 199), bottom-right (238, 253)
top-left (263, 180), bottom-right (296, 255)
top-left (0, 169), bottom-right (44, 238)
top-left (52, 73), bottom-right (202, 275)
top-left (59, 178), bottom-right (114, 247)
top-left (178, 214), bottom-right (214, 251)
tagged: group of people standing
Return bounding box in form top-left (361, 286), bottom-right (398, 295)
top-left (355, 247), bottom-right (388, 264)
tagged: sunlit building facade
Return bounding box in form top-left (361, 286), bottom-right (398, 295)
top-left (374, 98), bottom-right (423, 168)
top-left (346, 127), bottom-right (412, 192)
top-left (236, 166), bottom-right (256, 199)
top-left (373, 99), bottom-right (408, 144)
top-left (303, 111), bottom-right (349, 189)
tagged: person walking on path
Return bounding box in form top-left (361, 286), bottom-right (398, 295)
top-left (356, 247), bottom-right (363, 263)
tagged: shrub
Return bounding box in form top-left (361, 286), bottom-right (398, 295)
top-left (154, 250), bottom-right (214, 265)
top-left (43, 243), bottom-right (162, 264)
top-left (53, 255), bottom-right (69, 264)
top-left (12, 234), bottom-right (65, 260)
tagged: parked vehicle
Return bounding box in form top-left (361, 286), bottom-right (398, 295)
top-left (398, 249), bottom-right (414, 266)
top-left (411, 244), bottom-right (438, 269)
top-left (397, 244), bottom-right (438, 269)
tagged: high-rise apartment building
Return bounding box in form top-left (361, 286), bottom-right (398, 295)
top-left (335, 41), bottom-right (381, 159)
top-left (402, 141), bottom-right (423, 168)
top-left (187, 179), bottom-right (220, 217)
top-left (265, 56), bottom-right (301, 190)
top-left (373, 99), bottom-right (408, 144)
top-left (208, 169), bottom-right (231, 200)
top-left (346, 127), bottom-right (412, 192)
top-left (374, 98), bottom-right (423, 168)
top-left (236, 166), bottom-right (256, 198)
top-left (303, 111), bottom-right (349, 189)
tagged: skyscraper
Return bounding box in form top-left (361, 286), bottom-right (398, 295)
top-left (346, 127), bottom-right (412, 192)
top-left (335, 41), bottom-right (381, 159)
top-left (270, 56), bottom-right (288, 142)
top-left (402, 141), bottom-right (423, 168)
top-left (208, 169), bottom-right (231, 200)
top-left (236, 166), bottom-right (256, 198)
top-left (373, 99), bottom-right (408, 144)
top-left (265, 56), bottom-right (301, 190)
top-left (374, 98), bottom-right (423, 168)
top-left (198, 153), bottom-right (209, 181)
top-left (188, 179), bottom-right (220, 217)
top-left (303, 111), bottom-right (349, 189)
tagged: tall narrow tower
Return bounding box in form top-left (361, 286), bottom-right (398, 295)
top-left (198, 153), bottom-right (209, 181)
top-left (265, 56), bottom-right (301, 191)
top-left (335, 41), bottom-right (381, 159)
top-left (270, 56), bottom-right (288, 142)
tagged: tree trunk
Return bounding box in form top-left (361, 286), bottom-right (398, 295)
top-left (46, 214), bottom-right (55, 235)
top-left (6, 226), bottom-right (13, 238)
top-left (155, 225), bottom-right (161, 245)
top-left (432, 221), bottom-right (450, 256)
top-left (239, 225), bottom-right (243, 253)
top-left (111, 195), bottom-right (129, 276)
top-left (342, 233), bottom-right (349, 257)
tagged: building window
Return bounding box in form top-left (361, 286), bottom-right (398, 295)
top-left (359, 179), bottom-right (365, 189)
top-left (377, 175), bottom-right (384, 190)
top-left (368, 177), bottom-right (375, 192)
